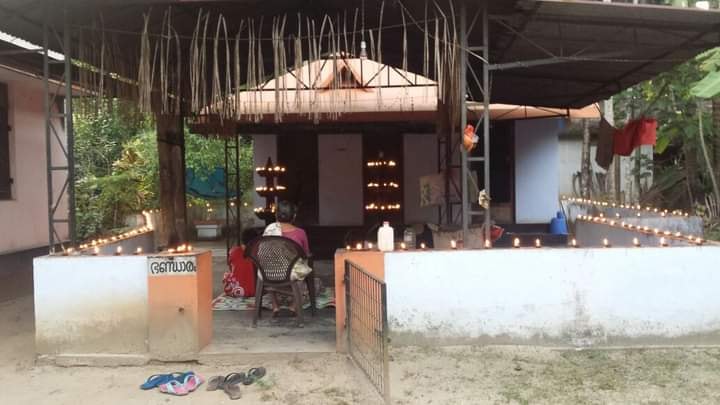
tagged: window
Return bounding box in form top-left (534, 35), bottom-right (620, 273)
top-left (0, 82), bottom-right (10, 200)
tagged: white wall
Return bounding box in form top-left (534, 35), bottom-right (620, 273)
top-left (252, 134), bottom-right (277, 227)
top-left (558, 139), bottom-right (582, 196)
top-left (385, 246), bottom-right (720, 346)
top-left (558, 138), bottom-right (652, 201)
top-left (403, 133), bottom-right (439, 225)
top-left (515, 118), bottom-right (562, 223)
top-left (34, 255), bottom-right (148, 355)
top-left (318, 134), bottom-right (363, 226)
top-left (0, 67), bottom-right (68, 254)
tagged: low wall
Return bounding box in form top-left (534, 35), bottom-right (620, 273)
top-left (34, 255), bottom-right (149, 356)
top-left (562, 200), bottom-right (704, 237)
top-left (33, 250), bottom-right (212, 365)
top-left (575, 221), bottom-right (694, 248)
top-left (89, 231), bottom-right (155, 255)
top-left (384, 247), bottom-right (720, 347)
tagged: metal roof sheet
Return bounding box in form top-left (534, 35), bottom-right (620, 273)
top-left (0, 0), bottom-right (718, 108)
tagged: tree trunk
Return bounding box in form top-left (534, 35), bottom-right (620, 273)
top-left (156, 113), bottom-right (188, 247)
top-left (581, 119), bottom-right (592, 199)
top-left (602, 98), bottom-right (621, 202)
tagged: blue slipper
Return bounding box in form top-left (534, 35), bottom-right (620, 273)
top-left (140, 372), bottom-right (188, 390)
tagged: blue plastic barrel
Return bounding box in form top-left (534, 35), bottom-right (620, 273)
top-left (549, 211), bottom-right (568, 235)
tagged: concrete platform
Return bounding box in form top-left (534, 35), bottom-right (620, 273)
top-left (199, 308), bottom-right (336, 364)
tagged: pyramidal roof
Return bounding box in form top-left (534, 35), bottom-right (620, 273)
top-left (226, 57), bottom-right (438, 121)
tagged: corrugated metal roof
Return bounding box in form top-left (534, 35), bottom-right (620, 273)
top-left (0, 0), bottom-right (718, 108)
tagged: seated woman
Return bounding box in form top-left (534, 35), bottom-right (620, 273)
top-left (262, 200), bottom-right (312, 315)
top-left (225, 228), bottom-right (261, 298)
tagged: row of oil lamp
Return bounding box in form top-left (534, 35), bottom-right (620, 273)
top-left (563, 197), bottom-right (689, 218)
top-left (255, 166), bottom-right (286, 174)
top-left (367, 182), bottom-right (400, 189)
top-left (76, 226), bottom-right (153, 249)
top-left (345, 241), bottom-right (431, 251)
top-left (366, 160), bottom-right (397, 167)
top-left (58, 210), bottom-right (158, 256)
top-left (62, 243), bottom-right (194, 257)
top-left (342, 237), bottom-right (677, 251)
top-left (343, 229), bottom-right (701, 251)
top-left (255, 186), bottom-right (287, 193)
top-left (576, 214), bottom-right (705, 246)
top-left (188, 201), bottom-right (249, 208)
top-left (365, 203), bottom-right (401, 211)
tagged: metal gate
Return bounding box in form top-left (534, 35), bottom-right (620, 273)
top-left (344, 260), bottom-right (390, 403)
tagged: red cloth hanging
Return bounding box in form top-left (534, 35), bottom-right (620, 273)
top-left (613, 118), bottom-right (657, 156)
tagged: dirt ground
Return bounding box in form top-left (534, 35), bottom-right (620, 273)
top-left (4, 293), bottom-right (720, 405)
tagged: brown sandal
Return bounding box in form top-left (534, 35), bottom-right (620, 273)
top-left (224, 383), bottom-right (241, 400)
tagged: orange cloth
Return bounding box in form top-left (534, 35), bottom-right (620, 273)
top-left (463, 124), bottom-right (477, 152)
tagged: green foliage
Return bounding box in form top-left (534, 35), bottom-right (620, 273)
top-left (691, 49), bottom-right (720, 98)
top-left (74, 101), bottom-right (151, 239)
top-left (613, 53), bottom-right (718, 209)
top-left (74, 101), bottom-right (254, 240)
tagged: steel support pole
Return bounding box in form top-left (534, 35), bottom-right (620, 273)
top-left (483, 3), bottom-right (491, 244)
top-left (43, 6), bottom-right (54, 252)
top-left (234, 135), bottom-right (241, 244)
top-left (460, 2), bottom-right (469, 242)
top-left (224, 138), bottom-right (231, 255)
top-left (64, 6), bottom-right (76, 246)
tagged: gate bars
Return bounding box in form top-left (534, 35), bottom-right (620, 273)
top-left (344, 260), bottom-right (390, 403)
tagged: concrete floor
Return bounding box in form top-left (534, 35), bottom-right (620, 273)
top-left (205, 241), bottom-right (337, 357)
top-left (201, 309), bottom-right (336, 363)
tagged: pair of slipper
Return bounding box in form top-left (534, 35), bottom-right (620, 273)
top-left (140, 371), bottom-right (204, 396)
top-left (206, 367), bottom-right (267, 400)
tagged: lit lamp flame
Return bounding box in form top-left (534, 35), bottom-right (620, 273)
top-left (602, 238), bottom-right (610, 248)
top-left (450, 240), bottom-right (457, 249)
top-left (535, 239), bottom-right (542, 248)
top-left (633, 238), bottom-right (640, 247)
top-left (484, 239), bottom-right (492, 249)
top-left (135, 247), bottom-right (143, 255)
top-left (115, 246), bottom-right (123, 255)
top-left (93, 246), bottom-right (100, 255)
top-left (420, 242), bottom-right (426, 250)
top-left (355, 243), bottom-right (362, 250)
top-left (660, 237), bottom-right (668, 247)
top-left (570, 239), bottom-right (578, 248)
top-left (513, 238), bottom-right (520, 248)
top-left (400, 242), bottom-right (407, 250)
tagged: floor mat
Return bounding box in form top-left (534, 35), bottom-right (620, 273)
top-left (212, 287), bottom-right (336, 311)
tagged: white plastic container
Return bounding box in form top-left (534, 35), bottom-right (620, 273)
top-left (377, 221), bottom-right (395, 252)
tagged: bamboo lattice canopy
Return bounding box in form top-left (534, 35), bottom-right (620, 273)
top-left (1, 0), bottom-right (719, 109)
